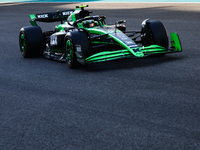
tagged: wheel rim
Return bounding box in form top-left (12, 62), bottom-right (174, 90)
top-left (19, 33), bottom-right (26, 55)
top-left (66, 39), bottom-right (72, 65)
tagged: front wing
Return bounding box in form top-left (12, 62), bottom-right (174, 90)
top-left (85, 33), bottom-right (182, 63)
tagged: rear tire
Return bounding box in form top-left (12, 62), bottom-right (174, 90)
top-left (141, 20), bottom-right (169, 49)
top-left (19, 26), bottom-right (45, 58)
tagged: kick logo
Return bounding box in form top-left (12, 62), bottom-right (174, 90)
top-left (62, 11), bottom-right (73, 16)
top-left (37, 14), bottom-right (48, 18)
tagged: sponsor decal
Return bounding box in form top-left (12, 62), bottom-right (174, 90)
top-left (129, 45), bottom-right (137, 48)
top-left (76, 45), bottom-right (81, 52)
top-left (50, 35), bottom-right (57, 45)
top-left (62, 11), bottom-right (73, 16)
top-left (133, 48), bottom-right (140, 52)
top-left (119, 34), bottom-right (129, 40)
top-left (125, 41), bottom-right (134, 45)
top-left (37, 14), bottom-right (48, 18)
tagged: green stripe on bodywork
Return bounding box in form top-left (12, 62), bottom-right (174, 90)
top-left (71, 13), bottom-right (77, 22)
top-left (85, 49), bottom-right (132, 63)
top-left (139, 45), bottom-right (167, 54)
top-left (91, 41), bottom-right (122, 47)
top-left (56, 23), bottom-right (68, 31)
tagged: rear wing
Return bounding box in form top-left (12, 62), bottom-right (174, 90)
top-left (29, 10), bottom-right (74, 26)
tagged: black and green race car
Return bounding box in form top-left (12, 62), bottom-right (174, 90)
top-left (19, 5), bottom-right (182, 68)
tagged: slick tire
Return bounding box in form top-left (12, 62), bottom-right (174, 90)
top-left (19, 26), bottom-right (45, 58)
top-left (142, 20), bottom-right (169, 49)
top-left (65, 31), bottom-right (90, 69)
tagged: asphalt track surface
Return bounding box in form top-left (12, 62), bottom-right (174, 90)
top-left (1, 2), bottom-right (200, 149)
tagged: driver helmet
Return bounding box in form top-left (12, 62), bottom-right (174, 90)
top-left (82, 20), bottom-right (95, 28)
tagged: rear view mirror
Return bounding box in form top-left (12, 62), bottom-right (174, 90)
top-left (116, 20), bottom-right (126, 24)
top-left (115, 20), bottom-right (126, 33)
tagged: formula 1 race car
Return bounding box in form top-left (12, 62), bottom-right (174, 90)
top-left (19, 5), bottom-right (182, 68)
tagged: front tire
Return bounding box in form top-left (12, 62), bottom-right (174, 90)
top-left (64, 31), bottom-right (91, 69)
top-left (141, 20), bottom-right (169, 49)
top-left (19, 26), bottom-right (45, 58)
top-left (65, 36), bottom-right (79, 69)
